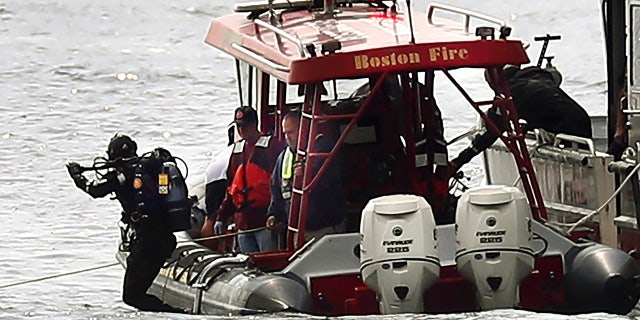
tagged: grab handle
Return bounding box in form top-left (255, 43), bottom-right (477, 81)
top-left (552, 133), bottom-right (596, 156)
top-left (427, 3), bottom-right (505, 33)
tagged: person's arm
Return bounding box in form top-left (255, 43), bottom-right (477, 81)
top-left (66, 162), bottom-right (117, 198)
top-left (267, 152), bottom-right (287, 225)
top-left (205, 179), bottom-right (227, 218)
top-left (215, 189), bottom-right (235, 221)
top-left (451, 106), bottom-right (502, 169)
top-left (608, 89), bottom-right (628, 160)
top-left (614, 101), bottom-right (627, 144)
top-left (204, 145), bottom-right (233, 215)
top-left (211, 188), bottom-right (236, 235)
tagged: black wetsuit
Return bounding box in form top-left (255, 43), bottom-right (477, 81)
top-left (69, 164), bottom-right (181, 313)
top-left (453, 67), bottom-right (593, 168)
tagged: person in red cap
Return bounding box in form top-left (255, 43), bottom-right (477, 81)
top-left (213, 107), bottom-right (284, 253)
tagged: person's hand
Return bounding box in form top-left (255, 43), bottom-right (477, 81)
top-left (66, 162), bottom-right (87, 189)
top-left (66, 162), bottom-right (82, 176)
top-left (213, 221), bottom-right (225, 235)
top-left (293, 161), bottom-right (303, 177)
top-left (266, 215), bottom-right (276, 228)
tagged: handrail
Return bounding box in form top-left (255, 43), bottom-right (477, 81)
top-left (426, 3), bottom-right (505, 34)
top-left (252, 19), bottom-right (307, 58)
top-left (231, 43), bottom-right (291, 72)
top-left (553, 133), bottom-right (596, 156)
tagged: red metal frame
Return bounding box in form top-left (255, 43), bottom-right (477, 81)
top-left (441, 68), bottom-right (548, 222)
top-left (287, 74), bottom-right (392, 249)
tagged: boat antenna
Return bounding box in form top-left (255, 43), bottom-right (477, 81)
top-left (405, 0), bottom-right (416, 44)
top-left (390, 0), bottom-right (398, 16)
top-left (268, 0), bottom-right (276, 24)
top-left (324, 0), bottom-right (336, 15)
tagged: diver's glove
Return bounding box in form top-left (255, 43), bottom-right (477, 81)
top-left (66, 162), bottom-right (82, 176)
top-left (66, 162), bottom-right (87, 189)
top-left (213, 221), bottom-right (225, 235)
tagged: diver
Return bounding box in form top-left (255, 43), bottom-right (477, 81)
top-left (451, 65), bottom-right (593, 170)
top-left (66, 134), bottom-right (184, 313)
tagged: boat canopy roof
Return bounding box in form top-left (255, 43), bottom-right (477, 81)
top-left (204, 2), bottom-right (530, 84)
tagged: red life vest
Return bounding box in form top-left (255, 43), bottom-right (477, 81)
top-left (227, 135), bottom-right (280, 211)
top-left (229, 161), bottom-right (272, 209)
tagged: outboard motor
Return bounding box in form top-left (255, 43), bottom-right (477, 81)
top-left (564, 244), bottom-right (640, 314)
top-left (455, 185), bottom-right (534, 310)
top-left (360, 194), bottom-right (440, 314)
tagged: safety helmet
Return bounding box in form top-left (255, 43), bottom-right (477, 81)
top-left (107, 134), bottom-right (138, 160)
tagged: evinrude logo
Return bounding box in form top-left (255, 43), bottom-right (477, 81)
top-left (354, 52), bottom-right (421, 70)
top-left (428, 46), bottom-right (469, 62)
top-left (382, 239), bottom-right (413, 253)
top-left (475, 230), bottom-right (506, 244)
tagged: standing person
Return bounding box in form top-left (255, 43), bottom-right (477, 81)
top-left (199, 143), bottom-right (233, 250)
top-left (266, 111), bottom-right (346, 244)
top-left (451, 66), bottom-right (593, 169)
top-left (608, 77), bottom-right (628, 160)
top-left (66, 134), bottom-right (183, 313)
top-left (213, 107), bottom-right (284, 253)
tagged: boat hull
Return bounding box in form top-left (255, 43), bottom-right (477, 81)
top-left (117, 224), bottom-right (640, 315)
top-left (116, 234), bottom-right (314, 315)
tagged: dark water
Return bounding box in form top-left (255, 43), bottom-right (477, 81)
top-left (0, 0), bottom-right (626, 319)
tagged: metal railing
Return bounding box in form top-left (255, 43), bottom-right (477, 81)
top-left (427, 3), bottom-right (505, 34)
top-left (252, 18), bottom-right (308, 58)
top-left (231, 43), bottom-right (290, 72)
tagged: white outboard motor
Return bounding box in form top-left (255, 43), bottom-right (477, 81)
top-left (360, 194), bottom-right (440, 314)
top-left (455, 185), bottom-right (534, 310)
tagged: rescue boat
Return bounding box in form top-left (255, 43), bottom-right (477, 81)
top-left (116, 0), bottom-right (640, 315)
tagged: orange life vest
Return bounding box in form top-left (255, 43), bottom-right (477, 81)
top-left (227, 135), bottom-right (279, 211)
top-left (229, 162), bottom-right (272, 209)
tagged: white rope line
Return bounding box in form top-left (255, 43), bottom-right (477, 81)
top-left (0, 262), bottom-right (119, 289)
top-left (180, 226), bottom-right (269, 243)
top-left (563, 162), bottom-right (640, 235)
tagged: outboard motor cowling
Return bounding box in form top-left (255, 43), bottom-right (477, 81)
top-left (455, 185), bottom-right (534, 310)
top-left (360, 194), bottom-right (440, 314)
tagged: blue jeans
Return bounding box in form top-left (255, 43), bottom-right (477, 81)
top-left (237, 229), bottom-right (276, 253)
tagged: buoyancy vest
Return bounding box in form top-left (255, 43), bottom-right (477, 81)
top-left (229, 136), bottom-right (275, 210)
top-left (132, 148), bottom-right (191, 231)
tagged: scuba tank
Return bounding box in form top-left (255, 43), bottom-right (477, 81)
top-left (163, 160), bottom-right (191, 231)
top-left (133, 147), bottom-right (191, 231)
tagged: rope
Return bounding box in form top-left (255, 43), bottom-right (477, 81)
top-left (182, 226), bottom-right (269, 243)
top-left (0, 262), bottom-right (119, 289)
top-left (564, 162), bottom-right (640, 235)
top-left (0, 226), bottom-right (270, 288)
